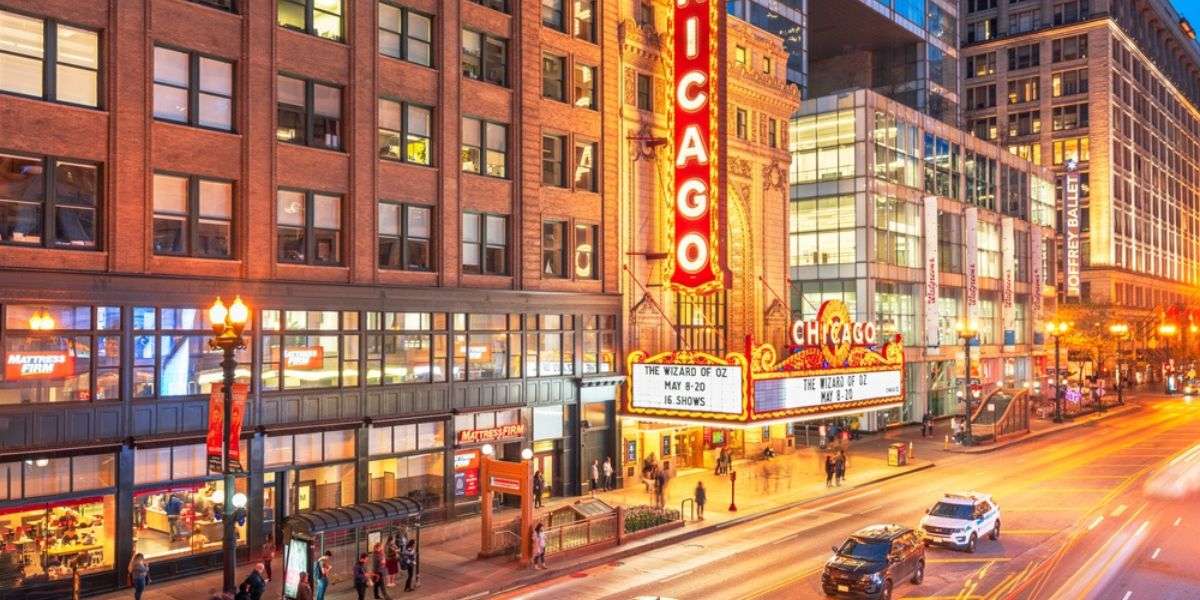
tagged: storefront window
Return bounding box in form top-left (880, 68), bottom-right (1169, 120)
top-left (368, 454), bottom-right (444, 508)
top-left (261, 310), bottom-right (359, 390)
top-left (132, 478), bottom-right (247, 560)
top-left (451, 313), bottom-right (519, 381)
top-left (294, 464), bottom-right (355, 512)
top-left (0, 304), bottom-right (120, 404)
top-left (365, 312), bottom-right (448, 384)
top-left (581, 401), bottom-right (609, 429)
top-left (368, 422), bottom-right (445, 456)
top-left (875, 283), bottom-right (919, 345)
top-left (525, 314), bottom-right (574, 377)
top-left (533, 405), bottom-right (564, 441)
top-left (581, 315), bottom-right (616, 374)
top-left (132, 306), bottom-right (249, 398)
top-left (264, 430), bottom-right (357, 468)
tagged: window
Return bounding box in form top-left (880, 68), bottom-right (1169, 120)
top-left (461, 117), bottom-right (508, 177)
top-left (1052, 34), bottom-right (1088, 62)
top-left (378, 98), bottom-right (433, 165)
top-left (875, 282), bottom-right (918, 344)
top-left (462, 212), bottom-right (508, 274)
top-left (0, 10), bottom-right (99, 107)
top-left (1007, 143), bottom-right (1041, 165)
top-left (1009, 9), bottom-right (1039, 34)
top-left (965, 85), bottom-right (995, 110)
top-left (574, 140), bottom-right (597, 191)
top-left (1007, 110), bottom-right (1041, 137)
top-left (574, 0), bottom-right (596, 42)
top-left (368, 451), bottom-right (445, 506)
top-left (736, 108), bottom-right (748, 139)
top-left (968, 116), bottom-right (998, 140)
top-left (574, 63), bottom-right (596, 109)
top-left (471, 0), bottom-right (507, 13)
top-left (1051, 103), bottom-right (1088, 131)
top-left (363, 312), bottom-right (448, 384)
top-left (792, 109), bottom-right (858, 183)
top-left (1007, 43), bottom-right (1040, 71)
top-left (676, 292), bottom-right (726, 354)
top-left (965, 18), bottom-right (996, 43)
top-left (542, 0), bottom-right (564, 30)
top-left (768, 119), bottom-right (778, 148)
top-left (938, 211), bottom-right (963, 273)
top-left (965, 53), bottom-right (995, 79)
top-left (378, 202), bottom-right (432, 271)
top-left (261, 311), bottom-right (358, 389)
top-left (542, 54), bottom-right (566, 101)
top-left (0, 305), bottom-right (119, 404)
top-left (378, 3), bottom-right (432, 67)
top-left (735, 46), bottom-right (747, 68)
top-left (450, 313), bottom-right (521, 381)
top-left (582, 315), bottom-right (616, 373)
top-left (276, 75), bottom-right (342, 150)
top-left (1053, 1), bottom-right (1089, 26)
top-left (1051, 68), bottom-right (1088, 97)
top-left (763, 56), bottom-right (772, 75)
top-left (277, 0), bottom-right (343, 41)
top-left (525, 314), bottom-right (575, 377)
top-left (636, 2), bottom-right (654, 27)
top-left (462, 30), bottom-right (507, 86)
top-left (923, 133), bottom-right (960, 199)
top-left (789, 195), bottom-right (856, 266)
top-left (574, 223), bottom-right (598, 279)
top-left (542, 135), bottom-right (566, 187)
top-left (152, 47), bottom-right (233, 130)
top-left (635, 73), bottom-right (652, 111)
top-left (130, 306), bottom-right (248, 398)
top-left (152, 174), bottom-right (232, 258)
top-left (871, 111), bottom-right (920, 188)
top-left (542, 220), bottom-right (566, 278)
top-left (977, 221), bottom-right (1001, 279)
top-left (966, 0), bottom-right (996, 11)
top-left (1052, 137), bottom-right (1089, 164)
top-left (964, 151), bottom-right (997, 210)
top-left (276, 189), bottom-right (341, 265)
top-left (873, 195), bottom-right (921, 269)
top-left (0, 154), bottom-right (98, 249)
top-left (1007, 77), bottom-right (1039, 105)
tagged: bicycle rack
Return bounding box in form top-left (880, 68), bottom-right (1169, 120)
top-left (680, 497), bottom-right (695, 521)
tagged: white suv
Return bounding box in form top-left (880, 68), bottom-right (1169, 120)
top-left (918, 492), bottom-right (1000, 553)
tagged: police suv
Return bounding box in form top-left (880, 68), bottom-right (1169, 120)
top-left (918, 492), bottom-right (1000, 553)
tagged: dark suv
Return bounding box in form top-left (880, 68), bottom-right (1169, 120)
top-left (821, 524), bottom-right (925, 600)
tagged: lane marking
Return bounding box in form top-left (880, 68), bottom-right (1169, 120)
top-left (1110, 504), bottom-right (1127, 517)
top-left (1151, 547), bottom-right (1161, 560)
top-left (1174, 517), bottom-right (1182, 527)
top-left (1003, 529), bottom-right (1060, 535)
top-left (1122, 591), bottom-right (1133, 600)
top-left (661, 568), bottom-right (693, 583)
top-left (1088, 516), bottom-right (1105, 530)
top-left (928, 557), bottom-right (1011, 564)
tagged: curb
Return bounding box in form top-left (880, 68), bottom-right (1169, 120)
top-left (941, 404), bottom-right (1141, 455)
top-left (481, 461), bottom-right (937, 597)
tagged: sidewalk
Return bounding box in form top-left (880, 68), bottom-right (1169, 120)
top-left (942, 401), bottom-right (1141, 454)
top-left (93, 433), bottom-right (934, 600)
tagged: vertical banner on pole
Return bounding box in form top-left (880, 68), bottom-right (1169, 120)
top-left (964, 207), bottom-right (979, 328)
top-left (1030, 226), bottom-right (1044, 339)
top-left (924, 196), bottom-right (940, 348)
top-left (206, 382), bottom-right (249, 474)
top-left (1063, 170), bottom-right (1082, 299)
top-left (1001, 217), bottom-right (1016, 346)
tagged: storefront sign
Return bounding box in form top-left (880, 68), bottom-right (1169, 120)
top-left (206, 383), bottom-right (248, 474)
top-left (1000, 217), bottom-right (1015, 345)
top-left (669, 0), bottom-right (725, 293)
top-left (964, 206), bottom-right (979, 324)
top-left (283, 346), bottom-right (324, 370)
top-left (489, 475), bottom-right (522, 492)
top-left (923, 197), bottom-right (940, 348)
top-left (4, 351), bottom-right (74, 380)
top-left (754, 369), bottom-right (903, 413)
top-left (1063, 170), bottom-right (1082, 298)
top-left (629, 359), bottom-right (746, 417)
top-left (457, 423), bottom-right (525, 445)
top-left (790, 300), bottom-right (876, 367)
top-left (1030, 227), bottom-right (1044, 333)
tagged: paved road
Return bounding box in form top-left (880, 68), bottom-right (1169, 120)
top-left (494, 394), bottom-right (1200, 600)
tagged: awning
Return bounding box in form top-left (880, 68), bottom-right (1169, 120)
top-left (284, 497), bottom-right (423, 538)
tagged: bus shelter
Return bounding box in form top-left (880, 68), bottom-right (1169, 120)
top-left (282, 497), bottom-right (422, 591)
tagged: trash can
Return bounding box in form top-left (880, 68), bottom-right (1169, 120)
top-left (888, 443), bottom-right (908, 466)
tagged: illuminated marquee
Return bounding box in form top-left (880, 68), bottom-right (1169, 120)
top-left (669, 0), bottom-right (725, 293)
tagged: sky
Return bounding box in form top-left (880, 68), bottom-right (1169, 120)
top-left (1176, 0), bottom-right (1200, 31)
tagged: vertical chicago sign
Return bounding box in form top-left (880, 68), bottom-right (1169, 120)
top-left (670, 0), bottom-right (726, 293)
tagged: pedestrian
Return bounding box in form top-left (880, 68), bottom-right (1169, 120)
top-left (531, 522), bottom-right (547, 570)
top-left (603, 456), bottom-right (614, 490)
top-left (353, 553), bottom-right (370, 600)
top-left (694, 481), bottom-right (707, 520)
top-left (385, 535), bottom-right (400, 587)
top-left (818, 424), bottom-right (827, 449)
top-left (261, 535), bottom-right (276, 582)
top-left (950, 416), bottom-right (960, 444)
top-left (920, 413), bottom-right (929, 437)
top-left (590, 459), bottom-right (600, 494)
top-left (370, 542), bottom-right (393, 600)
top-left (235, 582), bottom-right (252, 600)
top-left (240, 562), bottom-right (267, 600)
top-left (533, 470), bottom-right (545, 508)
top-left (165, 493), bottom-right (183, 541)
top-left (835, 450), bottom-right (847, 486)
top-left (296, 572), bottom-right (315, 600)
top-left (314, 549), bottom-right (332, 600)
top-left (824, 454), bottom-right (834, 487)
top-left (401, 539), bottom-right (417, 592)
top-left (654, 467), bottom-right (667, 508)
top-left (128, 552), bottom-right (149, 600)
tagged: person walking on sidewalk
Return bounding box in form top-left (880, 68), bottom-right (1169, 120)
top-left (260, 535), bottom-right (276, 582)
top-left (694, 481), bottom-right (707, 520)
top-left (314, 550), bottom-right (333, 600)
top-left (824, 454), bottom-right (835, 487)
top-left (603, 456), bottom-right (614, 490)
top-left (533, 470), bottom-right (545, 508)
top-left (834, 451), bottom-right (847, 486)
top-left (532, 522), bottom-right (548, 570)
top-left (401, 539), bottom-right (417, 592)
top-left (590, 459), bottom-right (600, 494)
top-left (654, 467), bottom-right (667, 508)
top-left (128, 552), bottom-right (149, 600)
top-left (385, 535), bottom-right (400, 587)
top-left (241, 563), bottom-right (267, 600)
top-left (370, 542), bottom-right (393, 600)
top-left (354, 553), bottom-right (370, 600)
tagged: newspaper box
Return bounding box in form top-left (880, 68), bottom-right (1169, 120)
top-left (888, 443), bottom-right (908, 466)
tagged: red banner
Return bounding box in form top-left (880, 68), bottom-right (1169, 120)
top-left (207, 382), bottom-right (249, 474)
top-left (283, 346), bottom-right (324, 370)
top-left (5, 351), bottom-right (74, 380)
top-left (671, 0), bottom-right (724, 293)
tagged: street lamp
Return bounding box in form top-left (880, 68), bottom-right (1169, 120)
top-left (208, 296), bottom-right (248, 594)
top-left (1109, 323), bottom-right (1129, 407)
top-left (954, 320), bottom-right (979, 446)
top-left (1045, 320), bottom-right (1070, 423)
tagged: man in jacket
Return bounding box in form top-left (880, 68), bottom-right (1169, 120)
top-left (240, 562), bottom-right (267, 600)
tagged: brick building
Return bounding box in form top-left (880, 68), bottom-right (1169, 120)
top-left (0, 0), bottom-right (623, 595)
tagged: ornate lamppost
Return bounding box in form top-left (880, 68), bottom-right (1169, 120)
top-left (208, 296), bottom-right (248, 593)
top-left (1109, 323), bottom-right (1129, 407)
top-left (954, 320), bottom-right (979, 446)
top-left (1045, 320), bottom-right (1070, 423)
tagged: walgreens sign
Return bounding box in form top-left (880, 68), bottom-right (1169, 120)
top-left (671, 0), bottom-right (725, 293)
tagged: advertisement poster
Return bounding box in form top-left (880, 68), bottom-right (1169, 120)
top-left (923, 196), bottom-right (940, 347)
top-left (283, 538), bottom-right (309, 599)
top-left (964, 206), bottom-right (979, 326)
top-left (206, 382), bottom-right (249, 474)
top-left (454, 449), bottom-right (480, 498)
top-left (625, 440), bottom-right (637, 462)
top-left (1030, 227), bottom-right (1044, 333)
top-left (1000, 217), bottom-right (1015, 345)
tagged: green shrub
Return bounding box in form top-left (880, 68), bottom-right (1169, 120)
top-left (623, 505), bottom-right (682, 533)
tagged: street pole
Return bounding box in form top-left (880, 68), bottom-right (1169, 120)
top-left (963, 335), bottom-right (974, 446)
top-left (1054, 334), bottom-right (1063, 423)
top-left (221, 344), bottom-right (237, 594)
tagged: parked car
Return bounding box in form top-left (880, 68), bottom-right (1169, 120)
top-left (918, 492), bottom-right (1000, 552)
top-left (821, 524), bottom-right (925, 599)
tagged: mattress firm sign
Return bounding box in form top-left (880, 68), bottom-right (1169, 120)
top-left (630, 362), bottom-right (743, 415)
top-left (755, 369), bottom-right (903, 412)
